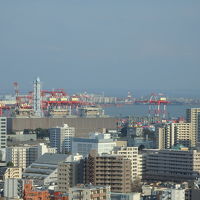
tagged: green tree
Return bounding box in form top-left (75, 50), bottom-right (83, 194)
top-left (132, 177), bottom-right (142, 192)
top-left (138, 144), bottom-right (145, 151)
top-left (7, 161), bottom-right (14, 167)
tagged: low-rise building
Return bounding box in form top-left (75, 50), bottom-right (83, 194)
top-left (23, 153), bottom-right (69, 186)
top-left (24, 179), bottom-right (50, 200)
top-left (68, 185), bottom-right (110, 200)
top-left (111, 192), bottom-right (140, 200)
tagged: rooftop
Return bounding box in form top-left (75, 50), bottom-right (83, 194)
top-left (35, 153), bottom-right (69, 165)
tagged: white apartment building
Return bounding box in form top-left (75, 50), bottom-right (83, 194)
top-left (6, 143), bottom-right (56, 169)
top-left (49, 124), bottom-right (75, 153)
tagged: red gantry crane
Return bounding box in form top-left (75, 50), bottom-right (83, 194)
top-left (135, 93), bottom-right (170, 119)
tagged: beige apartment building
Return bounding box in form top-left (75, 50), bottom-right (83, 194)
top-left (144, 148), bottom-right (200, 182)
top-left (57, 161), bottom-right (82, 193)
top-left (112, 147), bottom-right (143, 180)
top-left (3, 167), bottom-right (22, 179)
top-left (85, 151), bottom-right (132, 193)
top-left (156, 122), bottom-right (193, 149)
top-left (186, 108), bottom-right (200, 146)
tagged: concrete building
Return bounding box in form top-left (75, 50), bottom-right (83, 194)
top-left (71, 133), bottom-right (116, 157)
top-left (186, 108), bottom-right (200, 145)
top-left (49, 124), bottom-right (75, 153)
top-left (23, 153), bottom-right (69, 186)
top-left (57, 160), bottom-right (84, 193)
top-left (144, 148), bottom-right (200, 182)
top-left (85, 151), bottom-right (132, 193)
top-left (68, 185), bottom-right (111, 200)
top-left (7, 117), bottom-right (117, 138)
top-left (4, 178), bottom-right (23, 199)
top-left (112, 147), bottom-right (142, 180)
top-left (6, 143), bottom-right (56, 169)
top-left (156, 122), bottom-right (193, 149)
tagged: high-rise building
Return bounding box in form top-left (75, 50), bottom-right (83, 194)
top-left (0, 117), bottom-right (6, 149)
top-left (84, 151), bottom-right (132, 193)
top-left (0, 117), bottom-right (7, 162)
top-left (112, 147), bottom-right (142, 180)
top-left (49, 124), bottom-right (75, 153)
top-left (156, 122), bottom-right (193, 149)
top-left (57, 160), bottom-right (83, 193)
top-left (33, 77), bottom-right (42, 117)
top-left (186, 108), bottom-right (200, 145)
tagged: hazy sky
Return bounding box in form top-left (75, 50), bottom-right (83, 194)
top-left (0, 1), bottom-right (200, 95)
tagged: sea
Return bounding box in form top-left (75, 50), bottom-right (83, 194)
top-left (104, 104), bottom-right (200, 119)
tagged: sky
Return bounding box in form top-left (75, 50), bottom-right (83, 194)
top-left (0, 0), bottom-right (200, 96)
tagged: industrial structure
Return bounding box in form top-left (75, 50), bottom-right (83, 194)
top-left (33, 77), bottom-right (42, 117)
top-left (0, 78), bottom-right (102, 118)
top-left (0, 79), bottom-right (171, 118)
top-left (135, 93), bottom-right (170, 118)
